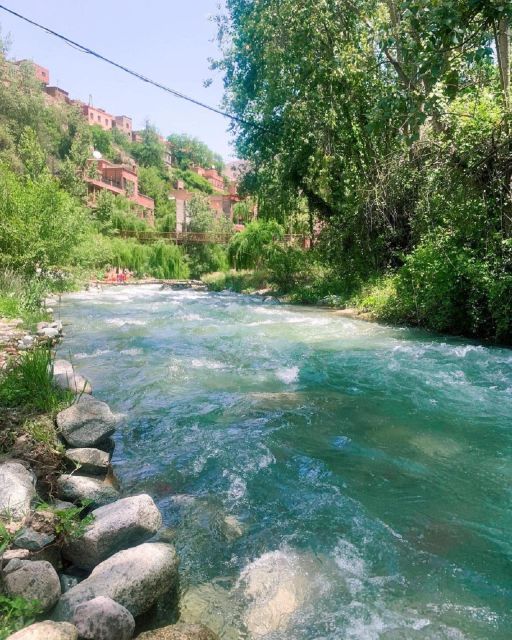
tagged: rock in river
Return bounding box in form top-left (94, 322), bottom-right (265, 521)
top-left (63, 494), bottom-right (163, 569)
top-left (53, 359), bottom-right (92, 395)
top-left (0, 461), bottom-right (36, 520)
top-left (53, 542), bottom-right (179, 621)
top-left (56, 474), bottom-right (119, 508)
top-left (136, 624), bottom-right (219, 640)
top-left (6, 621), bottom-right (78, 640)
top-left (3, 559), bottom-right (61, 613)
top-left (56, 396), bottom-right (117, 448)
top-left (72, 596), bottom-right (135, 640)
top-left (65, 448), bottom-right (110, 475)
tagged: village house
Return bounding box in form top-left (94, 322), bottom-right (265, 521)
top-left (44, 86), bottom-right (71, 104)
top-left (189, 165), bottom-right (224, 191)
top-left (14, 60), bottom-right (49, 85)
top-left (114, 115), bottom-right (132, 136)
top-left (86, 158), bottom-right (155, 226)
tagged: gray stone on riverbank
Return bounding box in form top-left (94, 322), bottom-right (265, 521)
top-left (6, 621), bottom-right (78, 640)
top-left (72, 596), bottom-right (135, 640)
top-left (3, 559), bottom-right (61, 613)
top-left (65, 448), bottom-right (109, 475)
top-left (56, 396), bottom-right (117, 448)
top-left (63, 494), bottom-right (162, 570)
top-left (0, 461), bottom-right (36, 520)
top-left (53, 542), bottom-right (179, 621)
top-left (136, 624), bottom-right (219, 640)
top-left (56, 474), bottom-right (119, 508)
top-left (53, 360), bottom-right (92, 395)
top-left (13, 527), bottom-right (55, 551)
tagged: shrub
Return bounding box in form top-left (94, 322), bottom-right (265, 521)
top-left (0, 348), bottom-right (73, 413)
top-left (228, 221), bottom-right (284, 269)
top-left (0, 595), bottom-right (42, 640)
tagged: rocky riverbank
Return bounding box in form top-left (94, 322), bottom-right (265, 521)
top-left (0, 304), bottom-right (219, 639)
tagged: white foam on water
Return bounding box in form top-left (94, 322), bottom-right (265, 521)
top-left (276, 366), bottom-right (299, 384)
top-left (105, 318), bottom-right (147, 327)
top-left (120, 348), bottom-right (143, 356)
top-left (190, 358), bottom-right (228, 370)
top-left (73, 349), bottom-right (111, 360)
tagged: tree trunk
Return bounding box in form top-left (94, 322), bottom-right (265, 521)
top-left (494, 17), bottom-right (510, 111)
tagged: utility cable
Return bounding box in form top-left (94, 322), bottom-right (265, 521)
top-left (0, 3), bottom-right (263, 130)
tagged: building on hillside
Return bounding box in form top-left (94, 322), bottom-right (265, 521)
top-left (45, 86), bottom-right (71, 104)
top-left (86, 158), bottom-right (155, 226)
top-left (189, 166), bottom-right (224, 191)
top-left (14, 60), bottom-right (49, 85)
top-left (131, 131), bottom-right (143, 144)
top-left (81, 104), bottom-right (115, 131)
top-left (171, 184), bottom-right (241, 233)
top-left (114, 115), bottom-right (132, 136)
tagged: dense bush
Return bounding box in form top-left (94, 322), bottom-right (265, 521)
top-left (228, 221), bottom-right (284, 269)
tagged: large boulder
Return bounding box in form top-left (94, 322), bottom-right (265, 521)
top-left (63, 494), bottom-right (162, 570)
top-left (72, 596), bottom-right (135, 640)
top-left (53, 360), bottom-right (92, 395)
top-left (136, 624), bottom-right (219, 640)
top-left (3, 559), bottom-right (61, 613)
top-left (56, 474), bottom-right (119, 508)
top-left (6, 621), bottom-right (78, 640)
top-left (0, 461), bottom-right (36, 520)
top-left (53, 543), bottom-right (179, 621)
top-left (56, 396), bottom-right (117, 448)
top-left (65, 448), bottom-right (109, 476)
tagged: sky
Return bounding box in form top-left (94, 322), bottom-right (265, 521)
top-left (0, 0), bottom-right (235, 160)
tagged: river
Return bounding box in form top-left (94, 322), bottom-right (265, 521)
top-left (57, 285), bottom-right (512, 640)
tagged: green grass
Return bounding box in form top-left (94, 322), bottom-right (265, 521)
top-left (0, 348), bottom-right (73, 413)
top-left (0, 595), bottom-right (42, 640)
top-left (202, 269), bottom-right (271, 293)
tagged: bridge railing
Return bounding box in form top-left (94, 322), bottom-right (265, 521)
top-left (117, 230), bottom-right (310, 247)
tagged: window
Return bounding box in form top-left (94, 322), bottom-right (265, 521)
top-left (90, 113), bottom-right (94, 119)
top-left (97, 115), bottom-right (101, 122)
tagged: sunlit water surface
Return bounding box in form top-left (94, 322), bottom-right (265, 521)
top-left (57, 285), bottom-right (512, 639)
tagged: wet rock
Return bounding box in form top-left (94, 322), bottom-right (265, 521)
top-left (13, 527), bottom-right (55, 551)
top-left (56, 474), bottom-right (119, 508)
top-left (0, 461), bottom-right (36, 520)
top-left (40, 327), bottom-right (60, 339)
top-left (72, 596), bottom-right (135, 640)
top-left (60, 573), bottom-right (80, 593)
top-left (53, 542), bottom-right (179, 621)
top-left (56, 396), bottom-right (117, 448)
top-left (5, 621), bottom-right (78, 640)
top-left (3, 559), bottom-right (61, 613)
top-left (65, 448), bottom-right (109, 476)
top-left (63, 494), bottom-right (162, 570)
top-left (136, 624), bottom-right (219, 640)
top-left (36, 322), bottom-right (49, 333)
top-left (53, 360), bottom-right (92, 395)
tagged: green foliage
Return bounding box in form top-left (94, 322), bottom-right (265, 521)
top-left (138, 166), bottom-right (176, 218)
top-left (131, 123), bottom-right (165, 170)
top-left (0, 164), bottom-right (88, 272)
top-left (202, 269), bottom-right (270, 293)
top-left (90, 125), bottom-right (113, 157)
top-left (167, 133), bottom-right (224, 172)
top-left (0, 595), bottom-right (42, 640)
top-left (37, 500), bottom-right (94, 540)
top-left (107, 238), bottom-right (189, 279)
top-left (228, 221), bottom-right (284, 270)
top-left (172, 167), bottom-right (214, 194)
top-left (0, 348), bottom-right (73, 413)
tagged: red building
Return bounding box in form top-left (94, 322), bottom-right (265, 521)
top-left (45, 86), bottom-right (71, 104)
top-left (86, 159), bottom-right (155, 226)
top-left (82, 105), bottom-right (115, 131)
top-left (15, 60), bottom-right (49, 85)
top-left (114, 115), bottom-right (132, 137)
top-left (189, 166), bottom-right (224, 191)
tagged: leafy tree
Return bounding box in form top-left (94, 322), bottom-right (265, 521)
top-left (90, 125), bottom-right (113, 157)
top-left (167, 133), bottom-right (224, 172)
top-left (132, 123), bottom-right (165, 170)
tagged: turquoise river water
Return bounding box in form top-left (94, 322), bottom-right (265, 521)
top-left (57, 285), bottom-right (512, 640)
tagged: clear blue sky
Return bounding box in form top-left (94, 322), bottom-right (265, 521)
top-left (0, 1), bottom-right (235, 160)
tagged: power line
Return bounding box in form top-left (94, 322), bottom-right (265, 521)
top-left (0, 3), bottom-right (262, 130)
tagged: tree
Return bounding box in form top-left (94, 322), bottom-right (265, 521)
top-left (167, 133), bottom-right (224, 172)
top-left (131, 123), bottom-right (165, 170)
